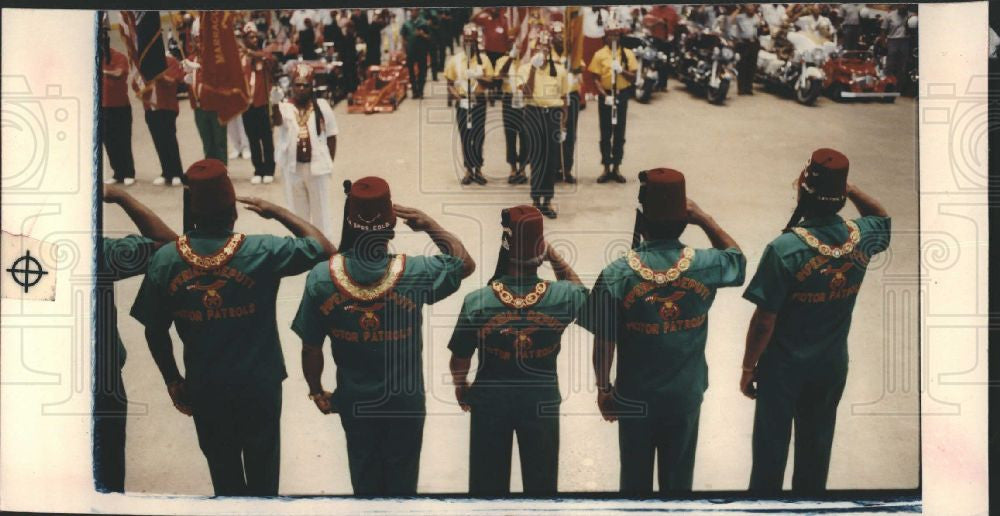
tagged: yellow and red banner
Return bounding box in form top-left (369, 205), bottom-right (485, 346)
top-left (197, 11), bottom-right (250, 124)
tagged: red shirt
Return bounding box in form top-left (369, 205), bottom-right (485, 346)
top-left (102, 49), bottom-right (130, 108)
top-left (474, 11), bottom-right (511, 54)
top-left (135, 55), bottom-right (184, 112)
top-left (243, 51), bottom-right (274, 108)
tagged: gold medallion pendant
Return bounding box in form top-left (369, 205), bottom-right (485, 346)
top-left (626, 247), bottom-right (695, 284)
top-left (330, 254), bottom-right (406, 302)
top-left (792, 220), bottom-right (861, 258)
top-left (176, 233), bottom-right (246, 271)
top-left (491, 281), bottom-right (549, 310)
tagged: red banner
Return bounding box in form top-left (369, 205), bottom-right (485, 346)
top-left (197, 11), bottom-right (250, 124)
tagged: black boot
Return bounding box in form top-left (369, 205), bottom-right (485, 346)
top-left (596, 164), bottom-right (612, 184)
top-left (461, 168), bottom-right (474, 185)
top-left (514, 165), bottom-right (528, 184)
top-left (539, 198), bottom-right (557, 219)
top-left (612, 164), bottom-right (626, 183)
top-left (473, 167), bottom-right (488, 185)
top-left (507, 167), bottom-right (518, 184)
top-left (564, 168), bottom-right (577, 184)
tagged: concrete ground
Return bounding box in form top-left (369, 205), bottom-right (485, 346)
top-left (103, 70), bottom-right (919, 495)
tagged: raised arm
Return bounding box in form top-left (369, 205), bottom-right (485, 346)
top-left (687, 199), bottom-right (740, 251)
top-left (103, 184), bottom-right (178, 245)
top-left (237, 196), bottom-right (337, 256)
top-left (394, 204), bottom-right (476, 278)
top-left (546, 244), bottom-right (582, 285)
top-left (846, 182), bottom-right (888, 218)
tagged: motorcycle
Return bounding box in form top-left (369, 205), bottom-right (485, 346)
top-left (674, 26), bottom-right (738, 105)
top-left (756, 31), bottom-right (828, 105)
top-left (622, 32), bottom-right (671, 103)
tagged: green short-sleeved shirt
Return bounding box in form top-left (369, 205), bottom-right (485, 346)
top-left (578, 239), bottom-right (746, 415)
top-left (743, 214), bottom-right (891, 364)
top-left (99, 235), bottom-right (158, 369)
top-left (292, 250), bottom-right (466, 413)
top-left (447, 275), bottom-right (589, 405)
top-left (130, 229), bottom-right (325, 398)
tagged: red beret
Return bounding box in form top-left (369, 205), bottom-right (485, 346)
top-left (347, 177), bottom-right (396, 232)
top-left (185, 159), bottom-right (235, 216)
top-left (503, 205), bottom-right (546, 263)
top-left (639, 168), bottom-right (687, 222)
top-left (803, 148), bottom-right (849, 201)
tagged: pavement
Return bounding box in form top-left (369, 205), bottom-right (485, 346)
top-left (103, 70), bottom-right (919, 495)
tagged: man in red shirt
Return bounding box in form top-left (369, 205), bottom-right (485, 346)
top-left (134, 54), bottom-right (186, 186)
top-left (184, 36), bottom-right (228, 167)
top-left (473, 8), bottom-right (512, 103)
top-left (240, 23), bottom-right (277, 184)
top-left (101, 27), bottom-right (136, 185)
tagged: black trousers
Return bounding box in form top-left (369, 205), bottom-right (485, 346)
top-left (618, 405), bottom-right (701, 495)
top-left (144, 110), bottom-right (184, 179)
top-left (500, 93), bottom-right (528, 169)
top-left (735, 40), bottom-right (760, 93)
top-left (242, 105), bottom-right (275, 176)
top-left (841, 25), bottom-right (860, 51)
top-left (102, 106), bottom-right (135, 180)
top-left (469, 399), bottom-right (560, 496)
top-left (749, 354), bottom-right (848, 494)
top-left (456, 101), bottom-right (487, 170)
top-left (597, 89), bottom-right (631, 166)
top-left (408, 52), bottom-right (428, 98)
top-left (93, 361), bottom-right (127, 493)
top-left (431, 42), bottom-right (447, 79)
top-left (525, 105), bottom-right (562, 200)
top-left (339, 410), bottom-right (425, 496)
top-left (562, 91), bottom-right (581, 174)
top-left (192, 383), bottom-right (282, 496)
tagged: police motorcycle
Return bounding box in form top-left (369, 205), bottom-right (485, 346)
top-left (756, 28), bottom-right (830, 105)
top-left (622, 31), bottom-right (671, 103)
top-left (674, 23), bottom-right (738, 105)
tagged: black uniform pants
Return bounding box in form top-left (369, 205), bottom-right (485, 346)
top-left (241, 105), bottom-right (275, 177)
top-left (749, 354), bottom-right (848, 494)
top-left (469, 398), bottom-right (560, 496)
top-left (192, 383), bottom-right (282, 496)
top-left (431, 42), bottom-right (447, 79)
top-left (408, 52), bottom-right (428, 98)
top-left (597, 89), bottom-right (631, 166)
top-left (102, 106), bottom-right (135, 180)
top-left (562, 91), bottom-right (581, 174)
top-left (618, 405), bottom-right (701, 495)
top-left (735, 40), bottom-right (760, 94)
top-left (456, 101), bottom-right (487, 171)
top-left (500, 93), bottom-right (528, 169)
top-left (841, 25), bottom-right (860, 50)
top-left (93, 361), bottom-right (127, 493)
top-left (339, 410), bottom-right (425, 496)
top-left (525, 105), bottom-right (562, 200)
top-left (144, 109), bottom-right (184, 179)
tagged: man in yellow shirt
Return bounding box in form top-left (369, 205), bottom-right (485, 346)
top-left (551, 21), bottom-right (579, 184)
top-left (519, 31), bottom-right (569, 219)
top-left (445, 23), bottom-right (495, 186)
top-left (492, 48), bottom-right (529, 185)
top-left (587, 22), bottom-right (638, 184)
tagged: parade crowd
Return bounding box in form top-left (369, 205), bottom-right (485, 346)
top-left (97, 5), bottom-right (898, 499)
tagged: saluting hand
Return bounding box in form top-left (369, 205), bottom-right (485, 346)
top-left (686, 198), bottom-right (709, 225)
top-left (394, 204), bottom-right (435, 232)
top-left (167, 379), bottom-right (194, 416)
top-left (238, 196), bottom-right (283, 219)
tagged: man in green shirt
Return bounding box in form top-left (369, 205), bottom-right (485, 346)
top-left (96, 185), bottom-right (177, 493)
top-left (579, 168), bottom-right (746, 495)
top-left (740, 148), bottom-right (891, 494)
top-left (131, 159), bottom-right (335, 496)
top-left (448, 205), bottom-right (587, 495)
top-left (293, 177), bottom-right (475, 496)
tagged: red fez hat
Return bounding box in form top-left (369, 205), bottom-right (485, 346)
top-left (802, 148), bottom-right (849, 201)
top-left (347, 177), bottom-right (396, 232)
top-left (638, 168), bottom-right (687, 222)
top-left (502, 205), bottom-right (546, 263)
top-left (185, 159), bottom-right (235, 216)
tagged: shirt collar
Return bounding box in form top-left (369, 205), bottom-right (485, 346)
top-left (799, 214), bottom-right (844, 228)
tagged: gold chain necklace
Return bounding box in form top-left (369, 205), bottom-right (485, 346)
top-left (626, 247), bottom-right (695, 284)
top-left (176, 233), bottom-right (246, 270)
top-left (791, 220), bottom-right (861, 258)
top-left (329, 254), bottom-right (406, 302)
top-left (491, 280), bottom-right (548, 309)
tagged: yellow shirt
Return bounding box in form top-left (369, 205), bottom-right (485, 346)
top-left (492, 54), bottom-right (522, 94)
top-left (518, 61), bottom-right (569, 108)
top-left (587, 45), bottom-right (639, 91)
top-left (444, 52), bottom-right (495, 97)
top-left (552, 49), bottom-right (581, 93)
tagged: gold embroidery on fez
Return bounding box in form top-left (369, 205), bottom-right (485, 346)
top-left (491, 281), bottom-right (549, 309)
top-left (791, 220), bottom-right (861, 258)
top-left (627, 247), bottom-right (695, 284)
top-left (176, 233), bottom-right (247, 271)
top-left (329, 254), bottom-right (406, 302)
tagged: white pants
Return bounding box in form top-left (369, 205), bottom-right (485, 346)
top-left (227, 117), bottom-right (249, 153)
top-left (284, 163), bottom-right (336, 242)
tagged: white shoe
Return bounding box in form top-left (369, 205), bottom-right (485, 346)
top-left (262, 176), bottom-right (274, 184)
top-left (123, 178), bottom-right (136, 186)
top-left (153, 177), bottom-right (167, 186)
top-left (251, 175), bottom-right (262, 185)
top-left (104, 178), bottom-right (120, 184)
top-left (171, 177), bottom-right (183, 186)
top-left (228, 150), bottom-right (240, 160)
top-left (241, 149), bottom-right (251, 160)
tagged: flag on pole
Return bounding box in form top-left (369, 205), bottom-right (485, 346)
top-left (197, 11), bottom-right (251, 124)
top-left (119, 11), bottom-right (167, 83)
top-left (565, 6), bottom-right (585, 71)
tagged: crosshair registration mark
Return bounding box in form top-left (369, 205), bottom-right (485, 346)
top-left (7, 250), bottom-right (48, 293)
